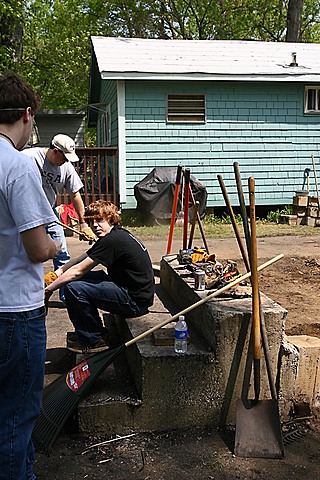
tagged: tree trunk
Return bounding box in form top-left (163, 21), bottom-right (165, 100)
top-left (286, 0), bottom-right (304, 42)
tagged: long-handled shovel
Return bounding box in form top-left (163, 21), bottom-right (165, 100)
top-left (234, 177), bottom-right (284, 459)
top-left (233, 162), bottom-right (278, 401)
top-left (33, 253), bottom-right (283, 452)
top-left (167, 164), bottom-right (183, 254)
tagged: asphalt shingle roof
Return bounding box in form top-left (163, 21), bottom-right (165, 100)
top-left (91, 36), bottom-right (320, 82)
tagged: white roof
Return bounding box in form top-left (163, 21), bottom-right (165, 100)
top-left (91, 36), bottom-right (320, 82)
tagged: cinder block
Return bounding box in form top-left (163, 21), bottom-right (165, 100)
top-left (307, 206), bottom-right (320, 217)
top-left (293, 195), bottom-right (308, 207)
top-left (286, 335), bottom-right (320, 409)
top-left (279, 214), bottom-right (298, 225)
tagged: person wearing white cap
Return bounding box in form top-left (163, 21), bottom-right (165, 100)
top-left (23, 134), bottom-right (95, 302)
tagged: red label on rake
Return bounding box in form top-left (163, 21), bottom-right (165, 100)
top-left (66, 360), bottom-right (91, 391)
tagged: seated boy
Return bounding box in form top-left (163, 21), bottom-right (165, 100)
top-left (45, 200), bottom-right (154, 354)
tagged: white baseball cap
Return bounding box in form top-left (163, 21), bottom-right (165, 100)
top-left (51, 134), bottom-right (79, 162)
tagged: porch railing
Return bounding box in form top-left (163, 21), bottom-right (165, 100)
top-left (56, 147), bottom-right (119, 207)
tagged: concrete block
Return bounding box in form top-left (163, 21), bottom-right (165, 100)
top-left (293, 195), bottom-right (308, 207)
top-left (307, 206), bottom-right (320, 217)
top-left (279, 214), bottom-right (297, 225)
top-left (286, 335), bottom-right (320, 410)
top-left (160, 257), bottom-right (287, 424)
top-left (298, 215), bottom-right (316, 227)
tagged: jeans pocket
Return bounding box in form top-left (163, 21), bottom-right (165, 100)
top-left (0, 316), bottom-right (14, 364)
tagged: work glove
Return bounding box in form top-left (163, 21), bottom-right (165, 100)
top-left (44, 271), bottom-right (58, 287)
top-left (79, 224), bottom-right (96, 244)
top-left (44, 290), bottom-right (53, 315)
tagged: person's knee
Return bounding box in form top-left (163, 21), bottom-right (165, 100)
top-left (64, 283), bottom-right (74, 300)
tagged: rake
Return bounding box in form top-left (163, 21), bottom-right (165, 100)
top-left (33, 254), bottom-right (283, 452)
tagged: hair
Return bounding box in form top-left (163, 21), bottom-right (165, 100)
top-left (0, 73), bottom-right (41, 125)
top-left (84, 200), bottom-right (120, 226)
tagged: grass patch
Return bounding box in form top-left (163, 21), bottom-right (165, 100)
top-left (127, 221), bottom-right (320, 240)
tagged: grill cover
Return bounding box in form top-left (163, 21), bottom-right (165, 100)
top-left (134, 167), bottom-right (207, 221)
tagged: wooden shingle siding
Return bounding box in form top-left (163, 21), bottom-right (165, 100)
top-left (120, 80), bottom-right (320, 209)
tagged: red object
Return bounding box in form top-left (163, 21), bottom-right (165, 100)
top-left (166, 165), bottom-right (183, 254)
top-left (59, 204), bottom-right (79, 226)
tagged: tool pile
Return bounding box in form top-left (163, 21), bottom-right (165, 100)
top-left (166, 165), bottom-right (242, 293)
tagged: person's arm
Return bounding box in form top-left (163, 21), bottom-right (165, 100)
top-left (46, 256), bottom-right (99, 293)
top-left (21, 225), bottom-right (62, 263)
top-left (55, 252), bottom-right (88, 276)
top-left (70, 191), bottom-right (87, 226)
top-left (70, 191), bottom-right (96, 241)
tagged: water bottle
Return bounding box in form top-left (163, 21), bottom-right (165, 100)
top-left (174, 315), bottom-right (188, 354)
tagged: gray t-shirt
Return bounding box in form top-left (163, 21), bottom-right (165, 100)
top-left (0, 139), bottom-right (56, 311)
top-left (22, 147), bottom-right (84, 206)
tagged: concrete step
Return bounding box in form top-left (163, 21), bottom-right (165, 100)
top-left (77, 282), bottom-right (216, 435)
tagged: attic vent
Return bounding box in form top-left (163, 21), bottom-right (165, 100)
top-left (167, 94), bottom-right (206, 123)
top-left (290, 52), bottom-right (298, 67)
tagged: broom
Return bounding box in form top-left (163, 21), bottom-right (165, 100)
top-left (33, 254), bottom-right (283, 451)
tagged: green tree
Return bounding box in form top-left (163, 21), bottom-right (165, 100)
top-left (0, 0), bottom-right (24, 72)
top-left (20, 0), bottom-right (108, 108)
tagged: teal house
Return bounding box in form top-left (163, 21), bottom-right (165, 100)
top-left (88, 36), bottom-right (320, 210)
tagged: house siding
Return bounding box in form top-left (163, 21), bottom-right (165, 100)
top-left (98, 80), bottom-right (118, 144)
top-left (35, 111), bottom-right (85, 147)
top-left (119, 80), bottom-right (320, 209)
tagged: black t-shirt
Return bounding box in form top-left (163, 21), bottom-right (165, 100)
top-left (86, 226), bottom-right (154, 307)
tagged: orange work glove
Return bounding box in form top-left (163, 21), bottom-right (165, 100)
top-left (44, 271), bottom-right (58, 287)
top-left (79, 227), bottom-right (96, 244)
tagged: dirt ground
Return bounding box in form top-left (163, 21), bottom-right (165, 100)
top-left (34, 233), bottom-right (320, 480)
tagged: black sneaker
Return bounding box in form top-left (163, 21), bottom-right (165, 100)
top-left (67, 337), bottom-right (110, 354)
top-left (67, 331), bottom-right (79, 348)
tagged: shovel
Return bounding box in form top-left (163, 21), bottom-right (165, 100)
top-left (234, 176), bottom-right (284, 459)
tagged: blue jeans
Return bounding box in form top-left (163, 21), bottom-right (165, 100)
top-left (64, 271), bottom-right (149, 345)
top-left (46, 208), bottom-right (70, 301)
top-left (0, 307), bottom-right (46, 480)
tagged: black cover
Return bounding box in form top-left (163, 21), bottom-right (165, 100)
top-left (134, 167), bottom-right (207, 221)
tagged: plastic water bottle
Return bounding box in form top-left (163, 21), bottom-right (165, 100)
top-left (174, 315), bottom-right (188, 354)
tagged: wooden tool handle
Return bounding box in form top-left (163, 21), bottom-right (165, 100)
top-left (217, 174), bottom-right (250, 272)
top-left (233, 162), bottom-right (251, 259)
top-left (248, 177), bottom-right (261, 362)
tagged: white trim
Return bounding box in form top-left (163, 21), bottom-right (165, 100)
top-left (102, 72), bottom-right (320, 82)
top-left (117, 80), bottom-right (126, 204)
top-left (305, 85), bottom-right (320, 113)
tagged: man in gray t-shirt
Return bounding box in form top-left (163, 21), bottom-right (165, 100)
top-left (23, 134), bottom-right (95, 301)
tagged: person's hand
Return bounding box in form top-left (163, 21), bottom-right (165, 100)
top-left (44, 271), bottom-right (58, 287)
top-left (44, 289), bottom-right (53, 315)
top-left (79, 223), bottom-right (96, 244)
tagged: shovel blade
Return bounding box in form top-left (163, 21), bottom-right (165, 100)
top-left (234, 399), bottom-right (284, 459)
